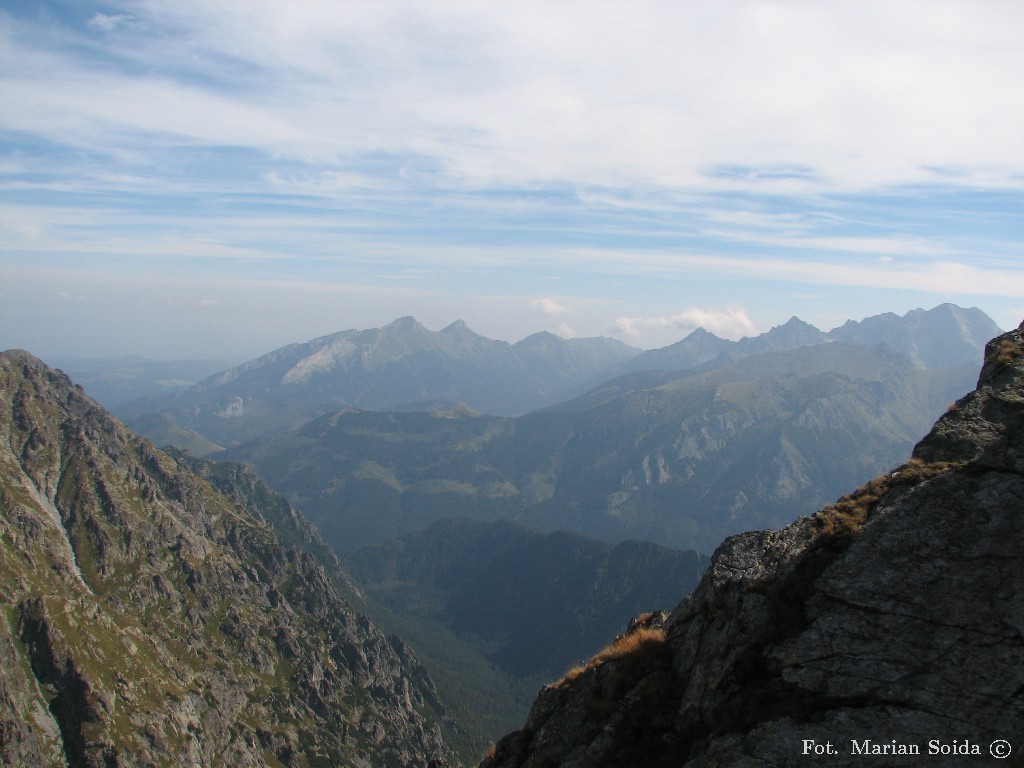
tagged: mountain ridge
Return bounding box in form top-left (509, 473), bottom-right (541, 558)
top-left (228, 340), bottom-right (977, 554)
top-left (120, 318), bottom-right (639, 450)
top-left (611, 302), bottom-right (1000, 376)
top-left (0, 349), bottom-right (458, 767)
top-left (120, 305), bottom-right (999, 455)
top-left (479, 320), bottom-right (1024, 767)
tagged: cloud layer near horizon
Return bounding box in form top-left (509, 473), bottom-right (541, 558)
top-left (1, 1), bottom-right (1022, 357)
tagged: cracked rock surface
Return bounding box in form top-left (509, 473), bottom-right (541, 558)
top-left (481, 322), bottom-right (1024, 767)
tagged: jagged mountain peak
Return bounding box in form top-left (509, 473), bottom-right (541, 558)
top-left (514, 330), bottom-right (561, 347)
top-left (482, 321), bottom-right (1024, 767)
top-left (440, 318), bottom-right (473, 334)
top-left (774, 314), bottom-right (819, 332)
top-left (374, 315), bottom-right (430, 339)
top-left (743, 315), bottom-right (826, 352)
top-left (828, 303), bottom-right (1002, 369)
top-left (611, 304), bottom-right (996, 378)
top-left (611, 314), bottom-right (825, 376)
top-left (382, 314), bottom-right (424, 331)
top-left (682, 326), bottom-right (723, 340)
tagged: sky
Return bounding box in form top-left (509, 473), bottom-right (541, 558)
top-left (2, 0), bottom-right (1023, 362)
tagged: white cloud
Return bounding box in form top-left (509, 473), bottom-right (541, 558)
top-left (531, 297), bottom-right (572, 315)
top-left (4, 1), bottom-right (1023, 192)
top-left (613, 307), bottom-right (757, 341)
top-left (87, 13), bottom-right (134, 32)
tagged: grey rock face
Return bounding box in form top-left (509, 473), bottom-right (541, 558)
top-left (0, 350), bottom-right (457, 767)
top-left (481, 322), bottom-right (1024, 767)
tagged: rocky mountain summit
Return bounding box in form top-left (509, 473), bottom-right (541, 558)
top-left (0, 350), bottom-right (457, 767)
top-left (119, 318), bottom-right (638, 450)
top-left (480, 321), bottom-right (1024, 767)
top-left (612, 303), bottom-right (999, 376)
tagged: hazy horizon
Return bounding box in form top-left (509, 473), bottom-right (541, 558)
top-left (2, 1), bottom-right (1022, 361)
top-left (10, 304), bottom-right (1005, 371)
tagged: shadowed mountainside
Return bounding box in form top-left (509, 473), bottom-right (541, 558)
top-left (338, 518), bottom-right (707, 756)
top-left (344, 518), bottom-right (707, 680)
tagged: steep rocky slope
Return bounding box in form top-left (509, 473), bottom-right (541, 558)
top-left (0, 350), bottom-right (456, 767)
top-left (480, 322), bottom-right (1024, 767)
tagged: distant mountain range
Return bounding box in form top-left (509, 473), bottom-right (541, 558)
top-left (118, 317), bottom-right (638, 450)
top-left (118, 304), bottom-right (999, 455)
top-left (209, 304), bottom-right (997, 555)
top-left (227, 340), bottom-right (979, 554)
top-left (610, 303), bottom-right (999, 375)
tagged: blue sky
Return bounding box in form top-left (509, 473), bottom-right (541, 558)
top-left (2, 0), bottom-right (1022, 360)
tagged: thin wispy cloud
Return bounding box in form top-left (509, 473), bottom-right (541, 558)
top-left (7, 2), bottom-right (1023, 190)
top-left (1, 1), bottom-right (1022, 357)
top-left (532, 298), bottom-right (573, 316)
top-left (86, 13), bottom-right (135, 32)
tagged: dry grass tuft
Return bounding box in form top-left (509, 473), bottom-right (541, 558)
top-left (551, 627), bottom-right (668, 688)
top-left (990, 337), bottom-right (1023, 366)
top-left (812, 458), bottom-right (961, 539)
top-left (593, 627), bottom-right (667, 664)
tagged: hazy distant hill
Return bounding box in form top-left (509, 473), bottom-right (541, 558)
top-left (120, 305), bottom-right (997, 454)
top-left (120, 317), bottom-right (638, 449)
top-left (227, 341), bottom-right (978, 554)
top-left (610, 303), bottom-right (999, 375)
top-left (611, 316), bottom-right (826, 375)
top-left (51, 355), bottom-right (235, 408)
top-left (827, 303), bottom-right (1001, 368)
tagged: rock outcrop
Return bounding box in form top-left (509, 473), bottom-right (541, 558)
top-left (481, 323), bottom-right (1024, 766)
top-left (0, 350), bottom-right (457, 767)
